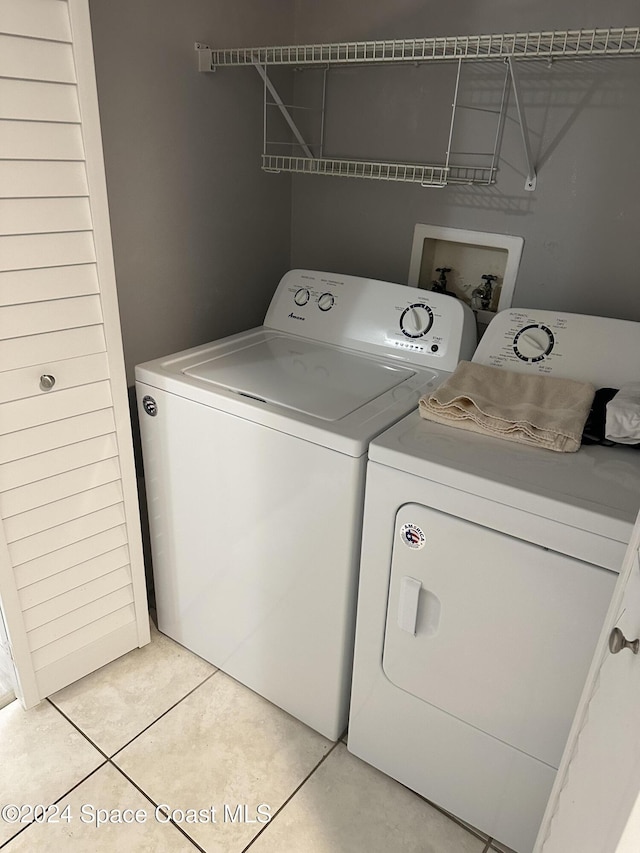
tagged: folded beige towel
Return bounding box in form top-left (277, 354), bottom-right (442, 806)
top-left (419, 361), bottom-right (595, 452)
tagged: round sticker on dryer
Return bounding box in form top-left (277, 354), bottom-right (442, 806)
top-left (399, 523), bottom-right (426, 550)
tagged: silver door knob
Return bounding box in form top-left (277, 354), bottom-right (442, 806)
top-left (39, 374), bottom-right (56, 391)
top-left (609, 626), bottom-right (640, 655)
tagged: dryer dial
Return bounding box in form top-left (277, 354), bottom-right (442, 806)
top-left (513, 324), bottom-right (555, 362)
top-left (400, 303), bottom-right (434, 339)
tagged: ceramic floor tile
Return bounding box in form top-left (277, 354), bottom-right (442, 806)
top-left (50, 622), bottom-right (215, 755)
top-left (490, 841), bottom-right (519, 852)
top-left (248, 743), bottom-right (487, 853)
top-left (1, 763), bottom-right (199, 852)
top-left (114, 672), bottom-right (331, 852)
top-left (0, 699), bottom-right (105, 845)
top-left (435, 805), bottom-right (490, 842)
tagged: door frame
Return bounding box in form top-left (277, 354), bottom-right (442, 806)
top-left (535, 511), bottom-right (640, 851)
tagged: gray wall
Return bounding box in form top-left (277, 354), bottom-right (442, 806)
top-left (89, 0), bottom-right (295, 383)
top-left (290, 0), bottom-right (640, 322)
top-left (91, 0), bottom-right (640, 380)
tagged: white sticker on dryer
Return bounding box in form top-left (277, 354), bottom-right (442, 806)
top-left (399, 523), bottom-right (426, 550)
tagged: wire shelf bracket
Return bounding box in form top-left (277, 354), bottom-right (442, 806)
top-left (506, 57), bottom-right (537, 191)
top-left (252, 61), bottom-right (314, 159)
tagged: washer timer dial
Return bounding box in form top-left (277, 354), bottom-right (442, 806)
top-left (513, 324), bottom-right (555, 362)
top-left (400, 303), bottom-right (434, 339)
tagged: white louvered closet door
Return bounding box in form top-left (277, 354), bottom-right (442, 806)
top-left (0, 0), bottom-right (150, 708)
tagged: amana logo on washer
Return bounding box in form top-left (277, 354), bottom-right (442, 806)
top-left (142, 395), bottom-right (158, 417)
top-left (399, 523), bottom-right (426, 550)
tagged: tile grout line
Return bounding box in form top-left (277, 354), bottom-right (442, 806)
top-left (46, 697), bottom-right (110, 760)
top-left (109, 669), bottom-right (220, 759)
top-left (48, 668), bottom-right (219, 761)
top-left (0, 760), bottom-right (110, 850)
top-left (240, 738), bottom-right (344, 852)
top-left (106, 762), bottom-right (207, 853)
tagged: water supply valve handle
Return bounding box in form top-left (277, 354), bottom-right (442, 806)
top-left (432, 267), bottom-right (453, 295)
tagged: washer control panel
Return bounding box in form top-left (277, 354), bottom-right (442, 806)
top-left (474, 308), bottom-right (640, 387)
top-left (293, 287), bottom-right (338, 312)
top-left (263, 269), bottom-right (477, 371)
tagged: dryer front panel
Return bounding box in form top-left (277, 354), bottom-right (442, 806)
top-left (383, 503), bottom-right (616, 768)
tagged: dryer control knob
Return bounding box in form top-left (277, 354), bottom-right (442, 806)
top-left (513, 324), bottom-right (555, 362)
top-left (400, 303), bottom-right (434, 339)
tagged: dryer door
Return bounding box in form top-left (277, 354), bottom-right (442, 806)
top-left (382, 503), bottom-right (616, 768)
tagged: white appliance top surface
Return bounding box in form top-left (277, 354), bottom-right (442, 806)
top-left (370, 411), bottom-right (640, 534)
top-left (183, 335), bottom-right (413, 421)
top-left (370, 308), bottom-right (640, 541)
top-left (136, 328), bottom-right (444, 457)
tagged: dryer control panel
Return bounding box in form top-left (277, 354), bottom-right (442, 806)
top-left (474, 308), bottom-right (640, 387)
top-left (264, 269), bottom-right (477, 372)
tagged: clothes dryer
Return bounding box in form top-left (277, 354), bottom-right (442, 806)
top-left (348, 309), bottom-right (640, 852)
top-left (136, 270), bottom-right (475, 741)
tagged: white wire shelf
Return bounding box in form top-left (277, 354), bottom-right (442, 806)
top-left (204, 27), bottom-right (640, 68)
top-left (261, 155), bottom-right (496, 187)
top-left (197, 25), bottom-right (640, 190)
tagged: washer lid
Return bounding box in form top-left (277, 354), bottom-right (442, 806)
top-left (183, 335), bottom-right (414, 421)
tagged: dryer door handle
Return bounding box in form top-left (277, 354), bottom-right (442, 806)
top-left (398, 576), bottom-right (422, 635)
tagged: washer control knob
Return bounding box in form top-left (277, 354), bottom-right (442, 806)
top-left (318, 292), bottom-right (335, 312)
top-left (400, 303), bottom-right (434, 339)
top-left (294, 288), bottom-right (310, 306)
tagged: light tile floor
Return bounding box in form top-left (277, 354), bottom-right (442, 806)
top-left (0, 623), bottom-right (516, 853)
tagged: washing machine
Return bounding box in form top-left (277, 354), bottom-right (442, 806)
top-left (135, 269), bottom-right (475, 741)
top-left (347, 309), bottom-right (640, 852)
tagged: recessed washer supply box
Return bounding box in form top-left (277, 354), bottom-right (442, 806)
top-left (408, 224), bottom-right (524, 330)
